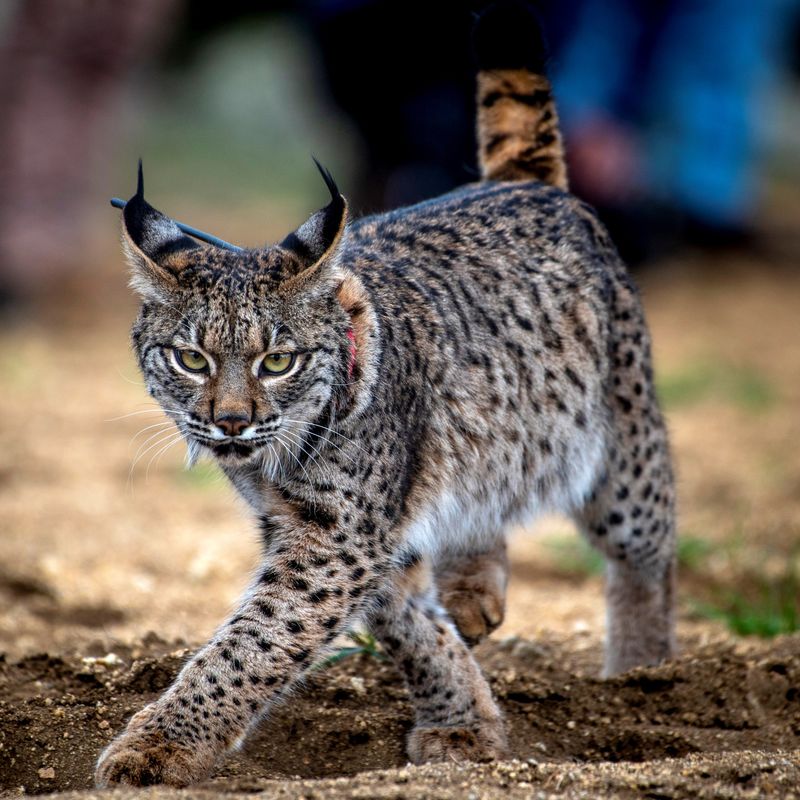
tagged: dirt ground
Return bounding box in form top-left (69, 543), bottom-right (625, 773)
top-left (1, 242), bottom-right (800, 798)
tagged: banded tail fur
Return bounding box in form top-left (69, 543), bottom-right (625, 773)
top-left (474, 1), bottom-right (568, 189)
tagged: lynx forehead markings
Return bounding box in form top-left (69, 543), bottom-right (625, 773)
top-left (96, 1), bottom-right (676, 788)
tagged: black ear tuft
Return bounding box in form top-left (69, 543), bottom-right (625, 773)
top-left (472, 0), bottom-right (549, 73)
top-left (136, 157), bottom-right (144, 200)
top-left (280, 159), bottom-right (348, 277)
top-left (122, 160), bottom-right (200, 274)
top-left (312, 156), bottom-right (340, 204)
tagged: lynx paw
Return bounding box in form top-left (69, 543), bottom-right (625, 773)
top-left (437, 549), bottom-right (508, 645)
top-left (407, 722), bottom-right (508, 764)
top-left (95, 705), bottom-right (215, 787)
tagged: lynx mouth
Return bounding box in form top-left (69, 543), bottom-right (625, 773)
top-left (209, 440), bottom-right (258, 459)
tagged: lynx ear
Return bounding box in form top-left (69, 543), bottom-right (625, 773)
top-left (121, 161), bottom-right (201, 298)
top-left (279, 159), bottom-right (348, 292)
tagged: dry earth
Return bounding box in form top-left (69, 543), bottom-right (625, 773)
top-left (1, 247), bottom-right (799, 798)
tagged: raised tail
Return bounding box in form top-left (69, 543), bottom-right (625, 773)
top-left (473, 1), bottom-right (568, 189)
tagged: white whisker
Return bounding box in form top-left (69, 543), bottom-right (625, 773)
top-left (282, 418), bottom-right (369, 455)
top-left (146, 432), bottom-right (186, 480)
top-left (278, 427), bottom-right (324, 466)
top-left (283, 423), bottom-right (357, 463)
top-left (185, 440), bottom-right (201, 469)
top-left (275, 434), bottom-right (317, 507)
top-left (128, 430), bottom-right (183, 486)
top-left (130, 420), bottom-right (174, 445)
top-left (130, 425), bottom-right (178, 464)
top-left (115, 369), bottom-right (145, 387)
top-left (262, 443), bottom-right (283, 483)
top-left (106, 407), bottom-right (187, 422)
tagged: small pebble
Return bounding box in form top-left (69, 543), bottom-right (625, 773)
top-left (349, 676), bottom-right (367, 696)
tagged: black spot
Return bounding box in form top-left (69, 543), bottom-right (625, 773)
top-left (616, 395), bottom-right (633, 413)
top-left (287, 620), bottom-right (304, 634)
top-left (290, 649), bottom-right (310, 663)
top-left (308, 588), bottom-right (329, 604)
top-left (259, 515), bottom-right (281, 545)
top-left (259, 568), bottom-right (280, 585)
top-left (254, 600), bottom-right (274, 617)
top-left (297, 504), bottom-right (338, 529)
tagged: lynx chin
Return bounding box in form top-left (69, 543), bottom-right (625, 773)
top-left (96, 2), bottom-right (676, 787)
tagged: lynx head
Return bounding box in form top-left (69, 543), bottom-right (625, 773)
top-left (121, 162), bottom-right (376, 473)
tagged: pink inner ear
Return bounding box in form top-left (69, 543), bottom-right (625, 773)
top-left (346, 328), bottom-right (357, 379)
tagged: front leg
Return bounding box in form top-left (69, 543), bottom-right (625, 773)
top-left (96, 505), bottom-right (377, 787)
top-left (370, 552), bottom-right (508, 764)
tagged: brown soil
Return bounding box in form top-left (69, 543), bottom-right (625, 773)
top-left (2, 632), bottom-right (800, 798)
top-left (1, 247), bottom-right (800, 798)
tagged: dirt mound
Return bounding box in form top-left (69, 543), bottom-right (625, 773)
top-left (1, 632), bottom-right (799, 798)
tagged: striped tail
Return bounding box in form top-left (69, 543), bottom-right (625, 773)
top-left (473, 1), bottom-right (568, 190)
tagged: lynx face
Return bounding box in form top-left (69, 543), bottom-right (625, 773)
top-left (136, 281), bottom-right (346, 469)
top-left (124, 163), bottom-right (360, 471)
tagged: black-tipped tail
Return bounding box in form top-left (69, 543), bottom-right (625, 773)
top-left (473, 1), bottom-right (568, 189)
top-left (473, 0), bottom-right (548, 73)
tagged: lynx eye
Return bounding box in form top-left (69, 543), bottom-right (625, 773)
top-left (259, 353), bottom-right (295, 376)
top-left (175, 349), bottom-right (209, 373)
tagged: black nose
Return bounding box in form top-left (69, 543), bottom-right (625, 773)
top-left (215, 414), bottom-right (250, 437)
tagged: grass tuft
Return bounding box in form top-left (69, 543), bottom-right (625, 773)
top-left (689, 559), bottom-right (800, 638)
top-left (313, 630), bottom-right (385, 671)
top-left (676, 534), bottom-right (715, 571)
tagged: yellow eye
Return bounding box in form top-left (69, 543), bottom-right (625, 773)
top-left (260, 352), bottom-right (295, 376)
top-left (176, 349), bottom-right (208, 372)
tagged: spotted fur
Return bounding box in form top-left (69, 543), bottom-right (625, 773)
top-left (96, 3), bottom-right (675, 787)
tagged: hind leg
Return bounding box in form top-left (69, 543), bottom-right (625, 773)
top-left (574, 401), bottom-right (676, 676)
top-left (368, 555), bottom-right (507, 763)
top-left (435, 538), bottom-right (508, 646)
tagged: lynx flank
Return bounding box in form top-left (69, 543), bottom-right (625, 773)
top-left (96, 3), bottom-right (675, 787)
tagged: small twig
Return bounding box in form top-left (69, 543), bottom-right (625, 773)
top-left (110, 197), bottom-right (243, 252)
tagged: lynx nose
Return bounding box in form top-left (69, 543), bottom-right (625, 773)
top-left (215, 413), bottom-right (250, 437)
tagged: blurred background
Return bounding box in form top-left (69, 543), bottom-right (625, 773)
top-left (1, 0), bottom-right (799, 659)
